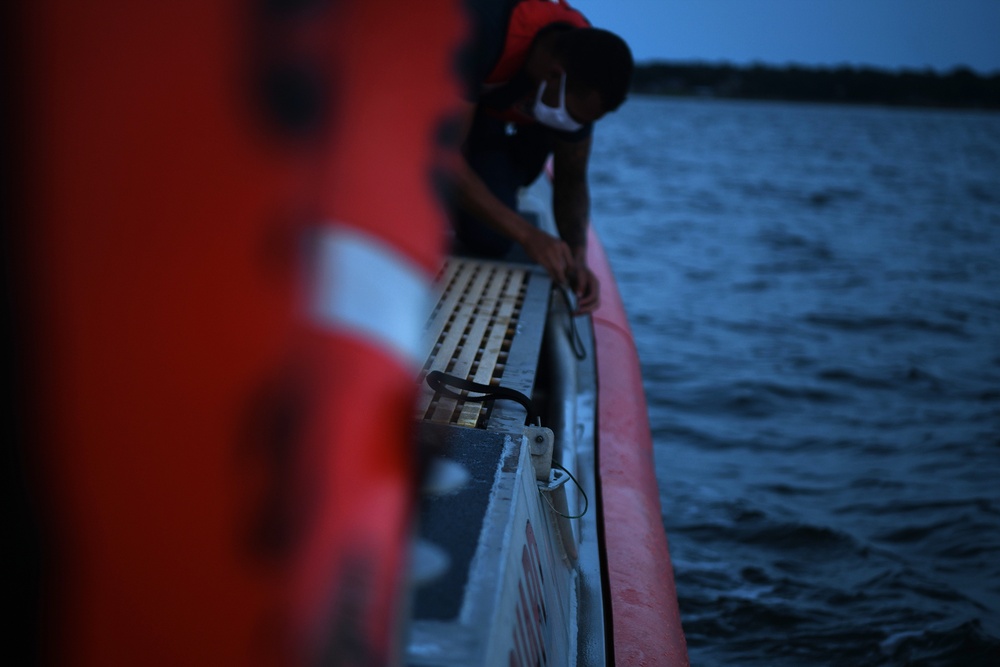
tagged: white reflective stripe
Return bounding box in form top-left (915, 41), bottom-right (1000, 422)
top-left (311, 226), bottom-right (432, 369)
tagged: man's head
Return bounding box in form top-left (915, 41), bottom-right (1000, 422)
top-left (553, 28), bottom-right (633, 119)
top-left (529, 27), bottom-right (632, 127)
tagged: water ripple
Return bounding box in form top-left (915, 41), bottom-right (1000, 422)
top-left (804, 313), bottom-right (970, 338)
top-left (594, 96), bottom-right (1000, 667)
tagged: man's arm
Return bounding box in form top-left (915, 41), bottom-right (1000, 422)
top-left (552, 134), bottom-right (600, 313)
top-left (451, 103), bottom-right (576, 285)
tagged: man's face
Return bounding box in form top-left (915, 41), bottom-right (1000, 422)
top-left (566, 85), bottom-right (606, 125)
top-left (537, 71), bottom-right (606, 125)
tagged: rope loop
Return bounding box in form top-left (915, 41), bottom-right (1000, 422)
top-left (425, 370), bottom-right (538, 425)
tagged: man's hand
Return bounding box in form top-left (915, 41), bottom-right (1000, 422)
top-left (570, 261), bottom-right (600, 314)
top-left (524, 229), bottom-right (601, 315)
top-left (522, 226), bottom-right (576, 286)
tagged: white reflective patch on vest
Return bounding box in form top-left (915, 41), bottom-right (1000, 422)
top-left (311, 226), bottom-right (432, 369)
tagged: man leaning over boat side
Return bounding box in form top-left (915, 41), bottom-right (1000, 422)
top-left (451, 0), bottom-right (633, 314)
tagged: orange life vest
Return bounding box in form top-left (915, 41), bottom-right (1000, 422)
top-left (483, 0), bottom-right (590, 86)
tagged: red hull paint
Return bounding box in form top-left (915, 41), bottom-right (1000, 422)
top-left (588, 229), bottom-right (690, 666)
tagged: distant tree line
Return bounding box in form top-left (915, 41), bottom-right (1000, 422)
top-left (630, 62), bottom-right (1000, 110)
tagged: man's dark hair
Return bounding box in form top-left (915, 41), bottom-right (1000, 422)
top-left (556, 28), bottom-right (633, 111)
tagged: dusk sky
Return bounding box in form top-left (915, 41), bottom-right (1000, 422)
top-left (572, 0), bottom-right (1000, 74)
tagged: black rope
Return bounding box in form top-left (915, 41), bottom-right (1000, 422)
top-left (557, 285), bottom-right (587, 360)
top-left (542, 461), bottom-right (589, 519)
top-left (425, 371), bottom-right (538, 425)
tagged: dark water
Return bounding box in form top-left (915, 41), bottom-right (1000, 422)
top-left (589, 96), bottom-right (1000, 666)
